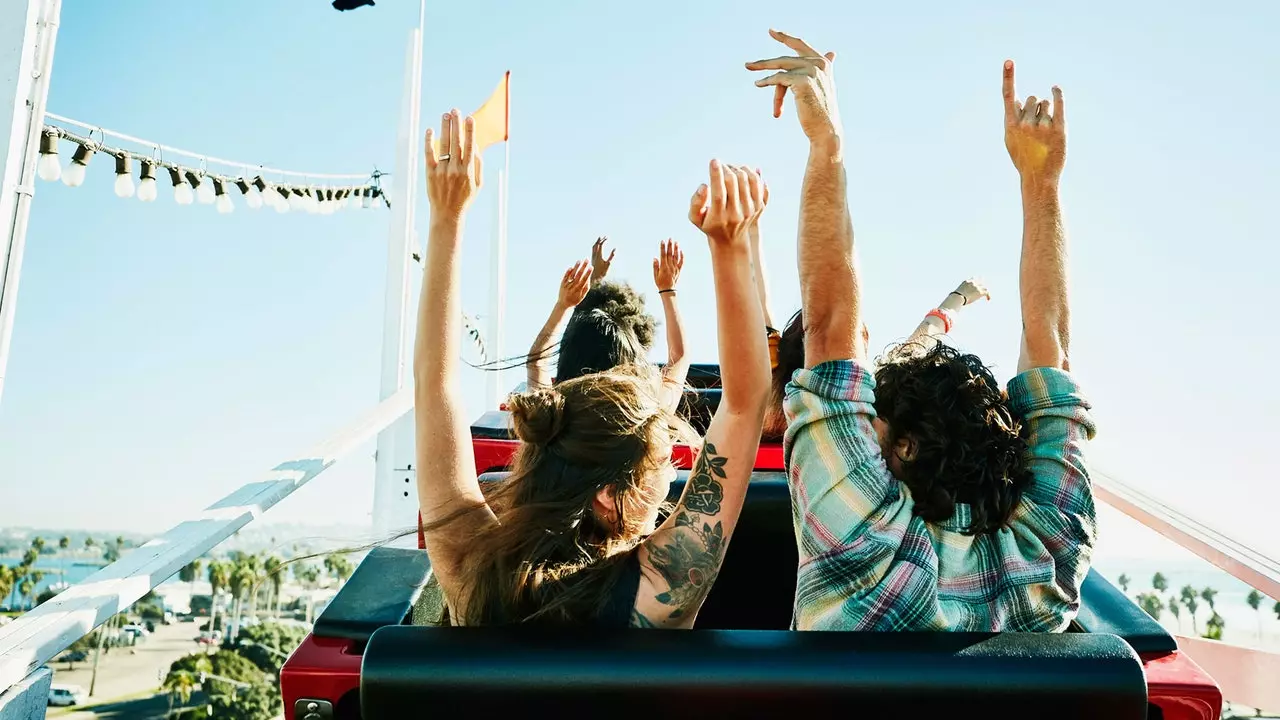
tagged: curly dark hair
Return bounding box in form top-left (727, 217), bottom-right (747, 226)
top-left (763, 309), bottom-right (805, 442)
top-left (556, 281), bottom-right (657, 384)
top-left (873, 342), bottom-right (1033, 535)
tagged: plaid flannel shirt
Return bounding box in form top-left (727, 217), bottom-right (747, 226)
top-left (782, 359), bottom-right (1097, 631)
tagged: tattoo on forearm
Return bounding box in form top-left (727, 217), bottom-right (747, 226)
top-left (645, 442), bottom-right (729, 620)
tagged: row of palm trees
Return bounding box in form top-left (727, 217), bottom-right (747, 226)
top-left (1118, 571), bottom-right (1279, 641)
top-left (0, 535), bottom-right (135, 610)
top-left (180, 551), bottom-right (355, 634)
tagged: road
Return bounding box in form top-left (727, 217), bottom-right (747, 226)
top-left (48, 620), bottom-right (206, 718)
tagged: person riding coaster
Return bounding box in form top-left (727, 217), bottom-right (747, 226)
top-left (413, 105), bottom-right (770, 627)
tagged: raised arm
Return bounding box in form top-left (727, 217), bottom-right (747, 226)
top-left (413, 110), bottom-right (496, 603)
top-left (525, 260), bottom-right (593, 389)
top-left (747, 177), bottom-right (776, 331)
top-left (1003, 60), bottom-right (1069, 370)
top-left (653, 238), bottom-right (691, 411)
top-left (634, 163), bottom-right (770, 628)
top-left (748, 30), bottom-right (858, 367)
top-left (901, 278), bottom-right (991, 352)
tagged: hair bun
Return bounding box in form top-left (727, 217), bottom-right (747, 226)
top-left (509, 388), bottom-right (567, 445)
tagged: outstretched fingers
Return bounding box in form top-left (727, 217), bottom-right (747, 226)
top-left (462, 116), bottom-right (476, 169)
top-left (1052, 85), bottom-right (1065, 125)
top-left (424, 128), bottom-right (438, 170)
top-left (769, 28), bottom-right (820, 57)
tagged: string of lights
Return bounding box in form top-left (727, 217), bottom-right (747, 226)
top-left (37, 119), bottom-right (389, 215)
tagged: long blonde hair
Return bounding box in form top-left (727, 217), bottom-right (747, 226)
top-left (430, 366), bottom-right (696, 625)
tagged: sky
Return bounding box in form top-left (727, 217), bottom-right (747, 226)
top-left (0, 1), bottom-right (1276, 564)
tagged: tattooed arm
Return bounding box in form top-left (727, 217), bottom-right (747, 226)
top-left (633, 163), bottom-right (770, 628)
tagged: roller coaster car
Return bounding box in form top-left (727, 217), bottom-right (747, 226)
top-left (280, 365), bottom-right (1223, 720)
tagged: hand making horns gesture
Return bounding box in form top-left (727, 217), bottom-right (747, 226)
top-left (1002, 60), bottom-right (1066, 183)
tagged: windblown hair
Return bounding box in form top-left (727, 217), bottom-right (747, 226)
top-left (556, 281), bottom-right (657, 384)
top-left (763, 309), bottom-right (805, 442)
top-left (873, 342), bottom-right (1033, 535)
top-left (432, 366), bottom-right (696, 626)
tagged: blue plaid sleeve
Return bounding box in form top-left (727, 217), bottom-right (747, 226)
top-left (782, 359), bottom-right (917, 629)
top-left (1006, 367), bottom-right (1098, 587)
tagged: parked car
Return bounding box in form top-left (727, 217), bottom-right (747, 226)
top-left (57, 650), bottom-right (88, 664)
top-left (196, 630), bottom-right (222, 645)
top-left (47, 684), bottom-right (87, 707)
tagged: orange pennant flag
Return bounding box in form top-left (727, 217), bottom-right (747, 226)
top-left (430, 71), bottom-right (509, 156)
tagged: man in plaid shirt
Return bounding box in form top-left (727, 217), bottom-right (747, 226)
top-left (748, 33), bottom-right (1095, 631)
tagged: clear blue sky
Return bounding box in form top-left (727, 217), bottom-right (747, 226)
top-left (0, 1), bottom-right (1275, 560)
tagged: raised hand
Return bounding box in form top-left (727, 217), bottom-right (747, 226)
top-left (746, 30), bottom-right (841, 148)
top-left (556, 260), bottom-right (593, 309)
top-left (424, 109), bottom-right (482, 223)
top-left (952, 278), bottom-right (991, 306)
top-left (1002, 60), bottom-right (1066, 182)
top-left (652, 239), bottom-right (685, 292)
top-left (591, 237), bottom-right (616, 282)
top-left (688, 161), bottom-right (765, 248)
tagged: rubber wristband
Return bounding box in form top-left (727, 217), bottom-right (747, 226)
top-left (658, 289), bottom-right (675, 295)
top-left (949, 291), bottom-right (968, 306)
top-left (926, 308), bottom-right (954, 333)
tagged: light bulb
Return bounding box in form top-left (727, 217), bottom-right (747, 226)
top-left (337, 189), bottom-right (350, 209)
top-left (37, 131), bottom-right (61, 182)
top-left (214, 179), bottom-right (233, 214)
top-left (359, 188), bottom-right (370, 209)
top-left (288, 189), bottom-right (306, 211)
top-left (192, 173), bottom-right (215, 205)
top-left (276, 188), bottom-right (292, 213)
top-left (62, 143), bottom-right (93, 187)
top-left (238, 179), bottom-right (263, 210)
top-left (137, 160), bottom-right (158, 202)
top-left (113, 155), bottom-right (135, 198)
top-left (170, 167), bottom-right (194, 205)
top-left (305, 188), bottom-right (320, 213)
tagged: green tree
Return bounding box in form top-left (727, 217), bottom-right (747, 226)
top-left (0, 566), bottom-right (12, 610)
top-left (232, 622), bottom-right (308, 675)
top-left (17, 579), bottom-right (33, 610)
top-left (1166, 596), bottom-right (1181, 630)
top-left (207, 560), bottom-right (232, 637)
top-left (30, 537), bottom-right (45, 554)
top-left (1246, 589), bottom-right (1264, 639)
top-left (263, 556), bottom-right (283, 618)
top-left (1151, 572), bottom-right (1168, 593)
top-left (1137, 592), bottom-right (1164, 622)
top-left (1179, 585), bottom-right (1200, 634)
top-left (1203, 611), bottom-right (1225, 641)
top-left (1199, 587), bottom-right (1218, 612)
top-left (324, 555), bottom-right (354, 585)
top-left (208, 681), bottom-right (281, 720)
top-left (1274, 600), bottom-right (1280, 621)
top-left (83, 537), bottom-right (95, 551)
top-left (21, 548), bottom-right (37, 567)
top-left (1116, 574), bottom-right (1130, 593)
top-left (179, 558), bottom-right (204, 601)
top-left (229, 563), bottom-right (257, 637)
top-left (162, 653), bottom-right (211, 705)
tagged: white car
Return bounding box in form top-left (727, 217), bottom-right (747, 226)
top-left (47, 684), bottom-right (87, 707)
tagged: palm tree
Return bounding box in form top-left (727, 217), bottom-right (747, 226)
top-left (1167, 596), bottom-right (1182, 630)
top-left (324, 555), bottom-right (354, 586)
top-left (1274, 600), bottom-right (1280, 621)
top-left (228, 562), bottom-right (257, 640)
top-left (83, 537), bottom-right (95, 552)
top-left (0, 566), bottom-right (13, 610)
top-left (58, 537), bottom-right (70, 582)
top-left (1137, 592), bottom-right (1163, 621)
top-left (1203, 611), bottom-right (1225, 641)
top-left (264, 556), bottom-right (283, 618)
top-left (1180, 585), bottom-right (1200, 634)
top-left (30, 537), bottom-right (45, 554)
top-left (207, 560), bottom-right (232, 634)
top-left (1117, 574), bottom-right (1130, 593)
top-left (178, 559), bottom-right (203, 609)
top-left (1151, 572), bottom-right (1168, 593)
top-left (1200, 587), bottom-right (1218, 613)
top-left (17, 579), bottom-right (32, 611)
top-left (162, 654), bottom-right (212, 714)
top-left (1246, 590), bottom-right (1264, 639)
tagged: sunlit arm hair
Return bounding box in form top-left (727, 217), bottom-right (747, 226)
top-left (413, 215), bottom-right (497, 612)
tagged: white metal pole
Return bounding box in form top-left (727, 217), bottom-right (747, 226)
top-left (0, 0), bottom-right (60, 408)
top-left (372, 3), bottom-right (424, 540)
top-left (484, 143), bottom-right (510, 409)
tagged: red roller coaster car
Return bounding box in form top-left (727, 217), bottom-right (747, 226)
top-left (280, 366), bottom-right (1221, 719)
